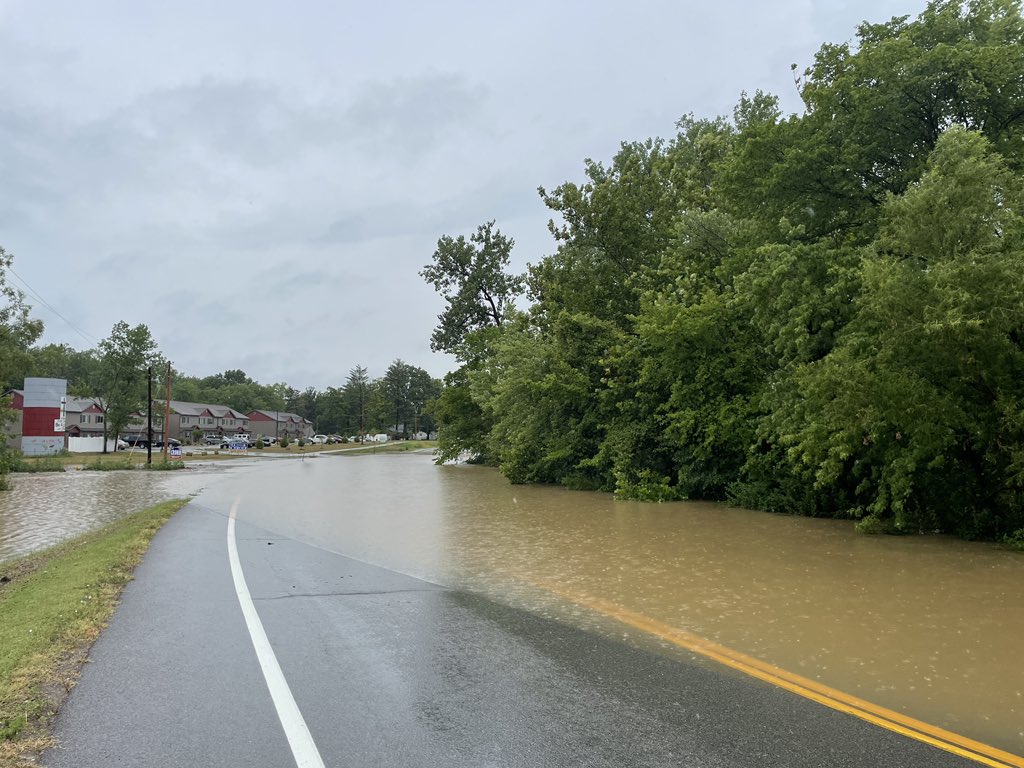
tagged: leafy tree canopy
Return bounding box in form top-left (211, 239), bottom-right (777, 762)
top-left (421, 221), bottom-right (524, 356)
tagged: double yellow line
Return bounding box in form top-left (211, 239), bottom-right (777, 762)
top-left (536, 583), bottom-right (1023, 768)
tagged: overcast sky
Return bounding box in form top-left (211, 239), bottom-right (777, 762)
top-left (1, 0), bottom-right (921, 390)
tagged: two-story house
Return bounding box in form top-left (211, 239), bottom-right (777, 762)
top-left (126, 401), bottom-right (252, 443)
top-left (247, 410), bottom-right (314, 441)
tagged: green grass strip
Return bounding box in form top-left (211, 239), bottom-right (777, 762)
top-left (0, 498), bottom-right (188, 766)
top-left (330, 440), bottom-right (438, 455)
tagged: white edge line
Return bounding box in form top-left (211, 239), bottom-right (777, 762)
top-left (227, 498), bottom-right (326, 768)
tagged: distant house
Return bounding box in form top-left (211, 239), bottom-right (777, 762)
top-left (138, 401), bottom-right (252, 443)
top-left (64, 396), bottom-right (107, 438)
top-left (5, 390), bottom-right (260, 448)
top-left (5, 389), bottom-right (107, 449)
top-left (247, 410), bottom-right (314, 441)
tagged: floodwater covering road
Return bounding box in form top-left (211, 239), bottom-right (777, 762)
top-left (28, 451), bottom-right (1024, 765)
top-left (188, 451), bottom-right (1023, 756)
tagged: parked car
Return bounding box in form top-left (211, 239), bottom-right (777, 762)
top-left (255, 435), bottom-right (276, 446)
top-left (152, 438), bottom-right (182, 448)
top-left (116, 438), bottom-right (129, 450)
top-left (311, 434), bottom-right (327, 444)
top-left (203, 434), bottom-right (223, 445)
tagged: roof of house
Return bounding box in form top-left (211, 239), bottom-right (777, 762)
top-left (249, 409), bottom-right (313, 425)
top-left (160, 401), bottom-right (250, 420)
top-left (66, 395), bottom-right (102, 413)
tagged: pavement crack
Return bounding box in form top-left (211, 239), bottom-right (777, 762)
top-left (254, 588), bottom-right (443, 600)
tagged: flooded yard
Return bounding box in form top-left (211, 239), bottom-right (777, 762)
top-left (0, 462), bottom-right (252, 562)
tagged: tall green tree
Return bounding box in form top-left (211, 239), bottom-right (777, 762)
top-left (1, 246), bottom-right (44, 485)
top-left (0, 246), bottom-right (44, 393)
top-left (343, 365), bottom-right (370, 437)
top-left (421, 220), bottom-right (524, 355)
top-left (408, 367), bottom-right (441, 436)
top-left (422, 221), bottom-right (525, 459)
top-left (94, 322), bottom-right (161, 452)
top-left (382, 360), bottom-right (414, 435)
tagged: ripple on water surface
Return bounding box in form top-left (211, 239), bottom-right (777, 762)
top-left (227, 454), bottom-right (1024, 756)
top-left (0, 466), bottom-right (225, 562)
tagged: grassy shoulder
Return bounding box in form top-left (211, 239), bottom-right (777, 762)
top-left (245, 440), bottom-right (436, 456)
top-left (327, 440), bottom-right (437, 455)
top-left (0, 498), bottom-right (188, 766)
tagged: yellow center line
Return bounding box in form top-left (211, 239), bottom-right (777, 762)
top-left (531, 581), bottom-right (1024, 768)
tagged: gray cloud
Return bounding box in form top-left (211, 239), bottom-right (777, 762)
top-left (1, 0), bottom-right (922, 389)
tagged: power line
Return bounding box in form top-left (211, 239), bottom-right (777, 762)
top-left (7, 266), bottom-right (99, 347)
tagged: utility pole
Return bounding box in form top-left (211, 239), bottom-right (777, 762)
top-left (146, 366), bottom-right (153, 465)
top-left (163, 361), bottom-right (172, 462)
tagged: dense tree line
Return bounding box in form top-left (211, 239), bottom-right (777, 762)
top-left (424, 0), bottom-right (1024, 540)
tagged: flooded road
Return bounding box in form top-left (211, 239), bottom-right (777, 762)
top-left (5, 452), bottom-right (1021, 754)
top-left (210, 452), bottom-right (1024, 756)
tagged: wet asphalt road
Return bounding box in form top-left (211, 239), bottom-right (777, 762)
top-left (43, 500), bottom-right (979, 767)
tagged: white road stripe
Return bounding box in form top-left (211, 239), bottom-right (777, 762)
top-left (227, 499), bottom-right (326, 768)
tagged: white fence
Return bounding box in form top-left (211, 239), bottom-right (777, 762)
top-left (67, 436), bottom-right (119, 453)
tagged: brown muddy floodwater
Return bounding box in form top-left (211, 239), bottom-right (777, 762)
top-left (217, 452), bottom-right (1024, 755)
top-left (0, 462), bottom-right (247, 562)
top-left (4, 452), bottom-right (1020, 753)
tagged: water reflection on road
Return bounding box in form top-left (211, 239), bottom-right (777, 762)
top-left (213, 452), bottom-right (1023, 755)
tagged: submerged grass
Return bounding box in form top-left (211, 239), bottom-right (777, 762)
top-left (4, 456), bottom-right (67, 473)
top-left (6, 454), bottom-right (192, 473)
top-left (0, 498), bottom-right (187, 766)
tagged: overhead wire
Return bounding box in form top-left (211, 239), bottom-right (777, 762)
top-left (7, 265), bottom-right (99, 347)
top-left (6, 264), bottom-right (164, 405)
top-left (4, 264), bottom-right (182, 454)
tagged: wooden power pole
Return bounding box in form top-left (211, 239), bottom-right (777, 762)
top-left (163, 361), bottom-right (172, 462)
